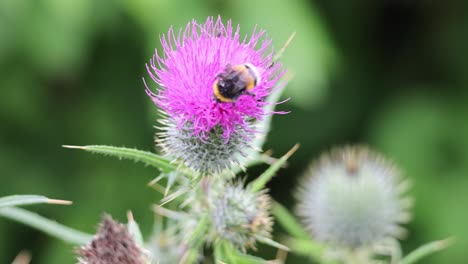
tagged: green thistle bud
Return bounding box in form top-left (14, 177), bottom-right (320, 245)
top-left (77, 215), bottom-right (147, 264)
top-left (207, 181), bottom-right (273, 251)
top-left (147, 229), bottom-right (186, 264)
top-left (296, 146), bottom-right (412, 250)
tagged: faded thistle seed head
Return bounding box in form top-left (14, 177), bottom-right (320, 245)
top-left (207, 181), bottom-right (273, 251)
top-left (77, 215), bottom-right (147, 264)
top-left (296, 146), bottom-right (412, 250)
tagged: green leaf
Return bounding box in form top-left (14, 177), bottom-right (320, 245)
top-left (0, 195), bottom-right (71, 208)
top-left (213, 243), bottom-right (226, 263)
top-left (250, 144), bottom-right (299, 193)
top-left (255, 235), bottom-right (289, 251)
top-left (214, 241), bottom-right (266, 264)
top-left (272, 201), bottom-right (309, 240)
top-left (63, 145), bottom-right (177, 173)
top-left (182, 215), bottom-right (209, 263)
top-left (400, 238), bottom-right (453, 264)
top-left (287, 237), bottom-right (336, 264)
top-left (0, 206), bottom-right (92, 245)
top-left (272, 202), bottom-right (336, 263)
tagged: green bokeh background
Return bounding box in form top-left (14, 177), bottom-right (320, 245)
top-left (1, 0), bottom-right (467, 263)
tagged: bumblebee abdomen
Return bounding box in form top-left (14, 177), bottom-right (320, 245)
top-left (243, 63), bottom-right (260, 91)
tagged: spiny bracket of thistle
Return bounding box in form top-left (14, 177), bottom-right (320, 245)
top-left (0, 195), bottom-right (72, 208)
top-left (0, 197), bottom-right (83, 246)
top-left (145, 16), bottom-right (291, 176)
top-left (272, 201), bottom-right (334, 264)
top-left (250, 143), bottom-right (300, 193)
top-left (0, 197), bottom-right (92, 245)
top-left (62, 145), bottom-right (187, 174)
top-left (295, 145), bottom-right (413, 262)
top-left (156, 121), bottom-right (254, 176)
top-left (400, 237), bottom-right (454, 264)
top-left (63, 145), bottom-right (198, 200)
top-left (214, 239), bottom-right (286, 264)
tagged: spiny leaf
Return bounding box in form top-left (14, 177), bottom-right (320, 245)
top-left (400, 238), bottom-right (454, 264)
top-left (181, 215), bottom-right (209, 263)
top-left (272, 202), bottom-right (335, 263)
top-left (0, 195), bottom-right (71, 208)
top-left (250, 144), bottom-right (299, 192)
top-left (0, 207), bottom-right (92, 245)
top-left (286, 237), bottom-right (335, 264)
top-left (272, 32), bottom-right (296, 63)
top-left (255, 235), bottom-right (289, 251)
top-left (63, 145), bottom-right (177, 173)
top-left (272, 201), bottom-right (309, 240)
top-left (215, 241), bottom-right (266, 264)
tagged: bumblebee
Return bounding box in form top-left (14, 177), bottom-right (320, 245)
top-left (213, 63), bottom-right (261, 103)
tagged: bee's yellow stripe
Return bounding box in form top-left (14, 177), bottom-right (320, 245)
top-left (246, 80), bottom-right (255, 91)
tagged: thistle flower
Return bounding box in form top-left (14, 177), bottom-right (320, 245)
top-left (207, 181), bottom-right (273, 251)
top-left (145, 16), bottom-right (284, 174)
top-left (77, 215), bottom-right (146, 264)
top-left (296, 146), bottom-right (412, 250)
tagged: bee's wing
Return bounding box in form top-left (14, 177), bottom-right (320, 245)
top-left (232, 74), bottom-right (251, 94)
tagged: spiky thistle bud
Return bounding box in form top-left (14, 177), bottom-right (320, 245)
top-left (296, 146), bottom-right (412, 250)
top-left (147, 228), bottom-right (186, 264)
top-left (77, 215), bottom-right (146, 264)
top-left (206, 181), bottom-right (273, 251)
top-left (144, 16), bottom-right (285, 174)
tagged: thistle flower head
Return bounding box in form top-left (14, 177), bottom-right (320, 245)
top-left (296, 146), bottom-right (412, 250)
top-left (145, 16), bottom-right (282, 139)
top-left (77, 215), bottom-right (146, 264)
top-left (207, 181), bottom-right (273, 251)
top-left (145, 16), bottom-right (284, 174)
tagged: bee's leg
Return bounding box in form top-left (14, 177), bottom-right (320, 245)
top-left (244, 91), bottom-right (255, 97)
top-left (231, 95), bottom-right (239, 108)
top-left (213, 95), bottom-right (222, 103)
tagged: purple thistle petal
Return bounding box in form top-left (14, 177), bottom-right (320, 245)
top-left (145, 16), bottom-right (284, 140)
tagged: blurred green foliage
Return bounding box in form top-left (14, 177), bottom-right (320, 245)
top-left (0, 0), bottom-right (467, 263)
